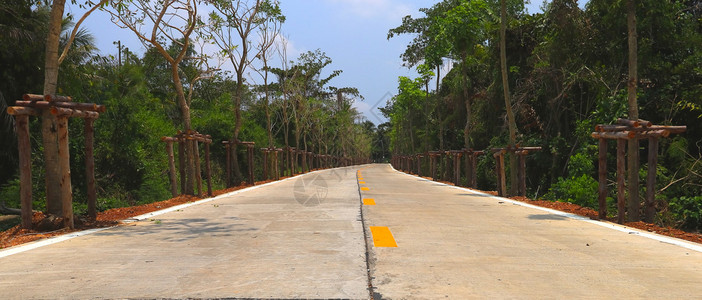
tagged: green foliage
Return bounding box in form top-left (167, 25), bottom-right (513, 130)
top-left (669, 196), bottom-right (702, 231)
top-left (546, 175), bottom-right (599, 209)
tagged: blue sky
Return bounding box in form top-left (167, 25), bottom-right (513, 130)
top-left (67, 1), bottom-right (578, 125)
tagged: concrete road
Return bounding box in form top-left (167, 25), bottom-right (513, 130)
top-left (0, 166), bottom-right (369, 299)
top-left (2, 163), bottom-right (701, 299)
top-left (360, 164), bottom-right (702, 299)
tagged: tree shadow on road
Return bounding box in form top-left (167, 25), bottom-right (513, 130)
top-left (92, 218), bottom-right (259, 242)
top-left (528, 214), bottom-right (568, 221)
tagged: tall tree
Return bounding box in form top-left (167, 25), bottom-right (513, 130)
top-left (42, 0), bottom-right (106, 219)
top-left (106, 0), bottom-right (202, 194)
top-left (626, 0), bottom-right (640, 221)
top-left (206, 0), bottom-right (284, 185)
top-left (499, 0), bottom-right (519, 195)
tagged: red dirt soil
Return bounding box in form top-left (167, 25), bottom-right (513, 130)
top-left (2, 173), bottom-right (701, 249)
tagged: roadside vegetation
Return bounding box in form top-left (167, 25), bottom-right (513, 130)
top-left (383, 0), bottom-right (702, 231)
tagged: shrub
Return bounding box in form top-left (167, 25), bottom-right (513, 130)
top-left (669, 196), bottom-right (702, 231)
top-left (545, 174), bottom-right (599, 208)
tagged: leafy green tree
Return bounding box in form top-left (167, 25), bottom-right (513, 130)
top-left (206, 0), bottom-right (284, 185)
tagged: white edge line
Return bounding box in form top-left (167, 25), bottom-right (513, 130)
top-left (388, 163), bottom-right (702, 253)
top-left (0, 167), bottom-right (338, 258)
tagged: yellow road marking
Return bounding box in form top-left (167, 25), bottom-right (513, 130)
top-left (363, 198), bottom-right (376, 205)
top-left (361, 187), bottom-right (369, 191)
top-left (359, 181), bottom-right (366, 184)
top-left (369, 226), bottom-right (397, 247)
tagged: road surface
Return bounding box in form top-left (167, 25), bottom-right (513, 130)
top-left (1, 164), bottom-right (701, 299)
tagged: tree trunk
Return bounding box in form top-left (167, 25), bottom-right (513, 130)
top-left (16, 115), bottom-right (33, 228)
top-left (57, 116), bottom-right (73, 229)
top-left (231, 84), bottom-right (244, 184)
top-left (171, 64), bottom-right (196, 195)
top-left (85, 118), bottom-right (97, 220)
top-left (500, 0), bottom-right (519, 196)
top-left (42, 0), bottom-right (67, 216)
top-left (627, 0), bottom-right (640, 221)
top-left (462, 67), bottom-right (472, 151)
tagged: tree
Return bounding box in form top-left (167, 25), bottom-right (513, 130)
top-left (252, 10), bottom-right (284, 149)
top-left (499, 0), bottom-right (519, 195)
top-left (206, 0), bottom-right (284, 185)
top-left (106, 0), bottom-right (203, 194)
top-left (626, 0), bottom-right (640, 221)
top-left (41, 0), bottom-right (106, 222)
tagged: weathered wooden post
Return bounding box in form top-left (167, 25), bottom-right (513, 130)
top-left (516, 150), bottom-right (527, 196)
top-left (429, 152), bottom-right (439, 181)
top-left (238, 142), bottom-right (255, 185)
top-left (261, 148), bottom-right (269, 180)
top-left (223, 142), bottom-right (231, 187)
top-left (179, 139), bottom-right (187, 192)
top-left (617, 138), bottom-right (626, 224)
top-left (598, 138), bottom-right (608, 219)
top-left (9, 95), bottom-right (105, 229)
top-left (84, 118), bottom-right (97, 219)
top-left (493, 150), bottom-right (507, 197)
top-left (204, 139), bottom-right (212, 197)
top-left (276, 148), bottom-right (283, 179)
top-left (193, 139), bottom-right (203, 197)
top-left (162, 137), bottom-right (179, 197)
top-left (7, 107), bottom-right (37, 229)
top-left (463, 150), bottom-right (483, 189)
top-left (592, 120), bottom-right (685, 223)
top-left (451, 151), bottom-right (462, 186)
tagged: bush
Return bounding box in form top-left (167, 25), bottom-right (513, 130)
top-left (545, 174), bottom-right (599, 208)
top-left (669, 196), bottom-right (702, 231)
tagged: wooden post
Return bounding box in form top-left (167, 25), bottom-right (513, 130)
top-left (454, 153), bottom-right (461, 186)
top-left (247, 144), bottom-right (254, 185)
top-left (57, 116), bottom-right (74, 229)
top-left (85, 118), bottom-right (97, 220)
top-left (194, 140), bottom-right (203, 197)
top-left (179, 140), bottom-right (186, 193)
top-left (276, 149), bottom-right (283, 179)
top-left (431, 154), bottom-right (437, 180)
top-left (262, 150), bottom-right (269, 180)
top-left (645, 137), bottom-right (659, 223)
top-left (164, 139), bottom-right (178, 197)
top-left (598, 138), bottom-right (608, 219)
top-left (617, 138), bottom-right (626, 224)
top-left (495, 151), bottom-right (507, 197)
top-left (628, 137), bottom-right (640, 222)
top-left (224, 143), bottom-right (231, 187)
top-left (517, 151), bottom-right (526, 196)
top-left (16, 115), bottom-right (33, 229)
top-left (470, 153), bottom-right (478, 188)
top-left (205, 141), bottom-right (212, 197)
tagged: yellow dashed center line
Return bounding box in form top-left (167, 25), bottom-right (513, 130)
top-left (369, 226), bottom-right (397, 247)
top-left (359, 181), bottom-right (366, 184)
top-left (361, 187), bottom-right (369, 191)
top-left (363, 198), bottom-right (376, 205)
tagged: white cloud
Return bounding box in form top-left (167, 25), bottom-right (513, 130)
top-left (327, 0), bottom-right (413, 21)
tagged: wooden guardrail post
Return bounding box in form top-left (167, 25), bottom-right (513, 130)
top-left (617, 138), bottom-right (626, 224)
top-left (204, 140), bottom-right (212, 196)
top-left (193, 138), bottom-right (203, 197)
top-left (592, 119), bottom-right (685, 223)
top-left (598, 138), bottom-right (607, 219)
top-left (14, 111), bottom-right (35, 228)
top-left (162, 137), bottom-right (179, 197)
top-left (493, 150), bottom-right (507, 197)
